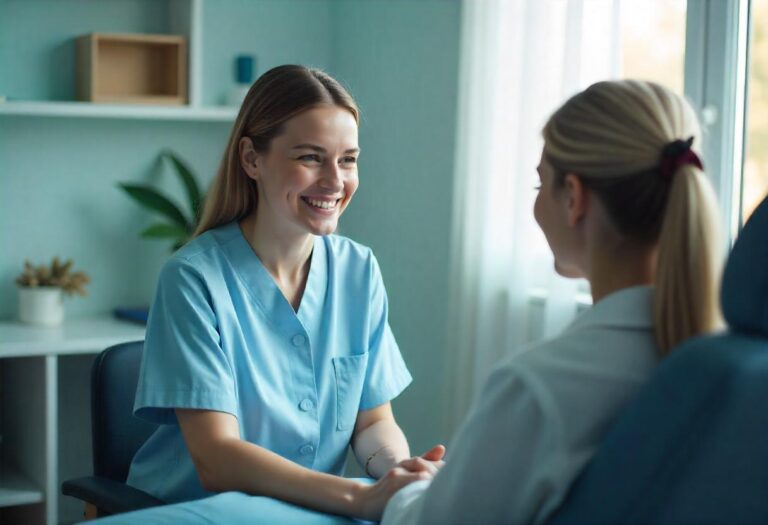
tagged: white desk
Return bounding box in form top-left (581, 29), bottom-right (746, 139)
top-left (0, 316), bottom-right (145, 525)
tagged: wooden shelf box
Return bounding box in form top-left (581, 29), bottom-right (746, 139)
top-left (76, 33), bottom-right (187, 105)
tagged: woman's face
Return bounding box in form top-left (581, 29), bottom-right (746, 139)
top-left (244, 105), bottom-right (359, 237)
top-left (533, 149), bottom-right (585, 278)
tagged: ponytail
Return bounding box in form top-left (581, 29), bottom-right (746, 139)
top-left (654, 165), bottom-right (723, 354)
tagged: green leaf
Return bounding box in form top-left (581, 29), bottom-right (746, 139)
top-left (118, 183), bottom-right (190, 229)
top-left (140, 223), bottom-right (190, 239)
top-left (162, 150), bottom-right (202, 222)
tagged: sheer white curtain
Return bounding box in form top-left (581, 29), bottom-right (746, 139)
top-left (443, 0), bottom-right (624, 435)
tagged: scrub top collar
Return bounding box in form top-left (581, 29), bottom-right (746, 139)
top-left (567, 285), bottom-right (654, 333)
top-left (219, 221), bottom-right (328, 333)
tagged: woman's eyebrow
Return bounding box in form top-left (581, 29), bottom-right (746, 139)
top-left (290, 144), bottom-right (360, 154)
top-left (291, 143), bottom-right (326, 152)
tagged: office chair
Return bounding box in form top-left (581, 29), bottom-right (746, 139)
top-left (549, 194), bottom-right (768, 525)
top-left (62, 341), bottom-right (165, 519)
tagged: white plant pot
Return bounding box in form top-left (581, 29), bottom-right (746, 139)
top-left (18, 287), bottom-right (65, 326)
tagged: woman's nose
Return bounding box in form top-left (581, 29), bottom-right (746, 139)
top-left (319, 162), bottom-right (344, 190)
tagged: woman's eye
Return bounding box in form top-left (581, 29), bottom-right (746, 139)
top-left (341, 156), bottom-right (358, 165)
top-left (299, 154), bottom-right (321, 163)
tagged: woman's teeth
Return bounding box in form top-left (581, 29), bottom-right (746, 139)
top-left (305, 198), bottom-right (338, 210)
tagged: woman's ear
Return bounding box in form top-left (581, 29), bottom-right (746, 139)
top-left (239, 137), bottom-right (260, 181)
top-left (563, 172), bottom-right (588, 227)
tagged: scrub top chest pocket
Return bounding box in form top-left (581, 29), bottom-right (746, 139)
top-left (332, 353), bottom-right (369, 431)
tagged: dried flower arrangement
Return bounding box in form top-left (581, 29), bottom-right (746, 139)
top-left (15, 257), bottom-right (91, 297)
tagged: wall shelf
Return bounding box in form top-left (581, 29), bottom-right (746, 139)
top-left (0, 101), bottom-right (237, 122)
top-left (0, 465), bottom-right (45, 508)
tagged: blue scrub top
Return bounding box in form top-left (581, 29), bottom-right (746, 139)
top-left (126, 221), bottom-right (412, 503)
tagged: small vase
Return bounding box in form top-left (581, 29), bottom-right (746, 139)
top-left (18, 287), bottom-right (65, 326)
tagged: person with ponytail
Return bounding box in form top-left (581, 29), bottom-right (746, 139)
top-left (380, 79), bottom-right (724, 524)
top-left (126, 65), bottom-right (444, 521)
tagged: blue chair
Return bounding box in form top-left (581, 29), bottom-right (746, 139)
top-left (550, 194), bottom-right (768, 525)
top-left (61, 344), bottom-right (373, 525)
top-left (61, 341), bottom-right (165, 519)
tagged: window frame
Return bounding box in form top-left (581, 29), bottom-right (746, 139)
top-left (684, 0), bottom-right (751, 243)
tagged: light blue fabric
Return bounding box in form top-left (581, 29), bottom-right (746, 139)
top-left (126, 221), bottom-right (412, 504)
top-left (87, 481), bottom-right (375, 525)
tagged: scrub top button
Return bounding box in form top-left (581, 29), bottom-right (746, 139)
top-left (292, 334), bottom-right (306, 347)
top-left (299, 399), bottom-right (314, 411)
top-left (299, 444), bottom-right (315, 455)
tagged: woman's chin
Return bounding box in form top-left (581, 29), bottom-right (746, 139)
top-left (554, 261), bottom-right (583, 279)
top-left (306, 219), bottom-right (339, 237)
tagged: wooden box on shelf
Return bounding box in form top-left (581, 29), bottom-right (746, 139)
top-left (76, 33), bottom-right (187, 105)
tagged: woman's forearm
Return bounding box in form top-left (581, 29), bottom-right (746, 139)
top-left (352, 419), bottom-right (411, 478)
top-left (200, 437), bottom-right (363, 517)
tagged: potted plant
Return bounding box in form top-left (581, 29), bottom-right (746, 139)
top-left (118, 150), bottom-right (204, 251)
top-left (15, 257), bottom-right (90, 326)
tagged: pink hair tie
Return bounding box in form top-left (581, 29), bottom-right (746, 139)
top-left (659, 136), bottom-right (704, 179)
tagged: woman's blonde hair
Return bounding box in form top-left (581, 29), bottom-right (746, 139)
top-left (194, 65), bottom-right (359, 237)
top-left (542, 80), bottom-right (723, 355)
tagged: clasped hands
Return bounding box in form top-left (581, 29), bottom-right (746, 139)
top-left (394, 443), bottom-right (446, 478)
top-left (356, 444), bottom-right (446, 520)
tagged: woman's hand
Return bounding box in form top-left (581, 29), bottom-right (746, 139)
top-left (352, 467), bottom-right (431, 521)
top-left (397, 444), bottom-right (446, 476)
top-left (351, 445), bottom-right (446, 519)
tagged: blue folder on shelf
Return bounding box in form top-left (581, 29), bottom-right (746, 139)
top-left (113, 307), bottom-right (149, 325)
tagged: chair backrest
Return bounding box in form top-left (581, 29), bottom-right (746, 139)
top-left (91, 340), bottom-right (158, 482)
top-left (550, 194), bottom-right (768, 525)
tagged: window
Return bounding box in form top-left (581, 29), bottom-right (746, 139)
top-left (681, 0), bottom-right (750, 240)
top-left (742, 0), bottom-right (768, 222)
top-left (620, 0), bottom-right (687, 94)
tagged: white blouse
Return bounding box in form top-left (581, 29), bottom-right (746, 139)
top-left (382, 286), bottom-right (659, 525)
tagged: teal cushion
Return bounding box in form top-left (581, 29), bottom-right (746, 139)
top-left (549, 334), bottom-right (768, 525)
top-left (722, 194), bottom-right (768, 336)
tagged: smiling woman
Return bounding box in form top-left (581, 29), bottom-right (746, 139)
top-left (238, 106), bottom-right (360, 240)
top-left (124, 65), bottom-right (445, 522)
top-left (194, 65), bottom-right (361, 237)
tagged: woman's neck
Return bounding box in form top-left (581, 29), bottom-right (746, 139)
top-left (588, 246), bottom-right (657, 303)
top-left (238, 213), bottom-right (314, 284)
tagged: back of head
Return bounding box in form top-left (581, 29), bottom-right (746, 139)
top-left (194, 65), bottom-right (359, 236)
top-left (542, 80), bottom-right (723, 355)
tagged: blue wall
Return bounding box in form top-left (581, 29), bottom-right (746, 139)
top-left (201, 0), bottom-right (334, 106)
top-left (1, 0), bottom-right (461, 456)
top-left (0, 117), bottom-right (229, 316)
top-left (331, 0), bottom-right (462, 452)
top-left (0, 0), bottom-right (171, 101)
top-left (0, 0), bottom-right (336, 317)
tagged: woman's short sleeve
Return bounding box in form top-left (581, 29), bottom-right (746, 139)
top-left (134, 258), bottom-right (238, 425)
top-left (359, 253), bottom-right (412, 410)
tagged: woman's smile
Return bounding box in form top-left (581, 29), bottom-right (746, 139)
top-left (301, 195), bottom-right (344, 214)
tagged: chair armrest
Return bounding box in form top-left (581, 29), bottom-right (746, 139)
top-left (62, 476), bottom-right (165, 515)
